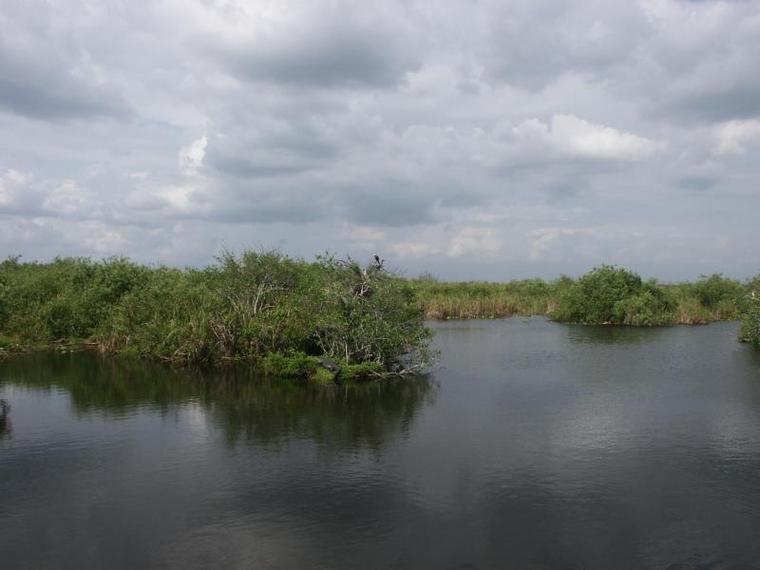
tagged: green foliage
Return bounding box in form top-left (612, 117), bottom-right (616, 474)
top-left (262, 352), bottom-right (320, 377)
top-left (0, 252), bottom-right (432, 375)
top-left (314, 257), bottom-right (434, 370)
top-left (411, 268), bottom-right (744, 325)
top-left (0, 256), bottom-right (150, 340)
top-left (338, 361), bottom-right (385, 381)
top-left (551, 266), bottom-right (677, 326)
top-left (689, 274), bottom-right (744, 315)
top-left (740, 277), bottom-right (760, 347)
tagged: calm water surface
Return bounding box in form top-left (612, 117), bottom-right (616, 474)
top-left (2, 319), bottom-right (760, 569)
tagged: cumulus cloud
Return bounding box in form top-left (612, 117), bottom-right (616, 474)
top-left (0, 0), bottom-right (759, 279)
top-left (0, 169), bottom-right (28, 208)
top-left (221, 24), bottom-right (418, 88)
top-left (714, 119), bottom-right (760, 155)
top-left (179, 136), bottom-right (208, 175)
top-left (513, 115), bottom-right (660, 161)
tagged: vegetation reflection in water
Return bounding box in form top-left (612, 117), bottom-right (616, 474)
top-left (0, 352), bottom-right (436, 449)
top-left (564, 322), bottom-right (672, 345)
top-left (0, 398), bottom-right (10, 439)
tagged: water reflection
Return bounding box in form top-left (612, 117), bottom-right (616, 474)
top-left (0, 352), bottom-right (436, 449)
top-left (565, 322), bottom-right (671, 345)
top-left (0, 398), bottom-right (10, 439)
top-left (3, 321), bottom-right (760, 569)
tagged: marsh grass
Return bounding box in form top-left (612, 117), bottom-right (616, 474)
top-left (412, 278), bottom-right (560, 319)
top-left (413, 269), bottom-right (751, 327)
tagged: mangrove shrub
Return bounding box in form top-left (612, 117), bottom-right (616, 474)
top-left (550, 265), bottom-right (677, 326)
top-left (740, 277), bottom-right (760, 347)
top-left (0, 252), bottom-right (433, 374)
top-left (688, 274), bottom-right (744, 318)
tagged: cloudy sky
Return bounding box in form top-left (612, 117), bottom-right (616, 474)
top-left (1, 0), bottom-right (759, 280)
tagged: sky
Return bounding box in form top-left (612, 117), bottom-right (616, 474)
top-left (1, 0), bottom-right (759, 281)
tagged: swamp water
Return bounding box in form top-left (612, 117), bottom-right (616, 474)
top-left (2, 319), bottom-right (760, 569)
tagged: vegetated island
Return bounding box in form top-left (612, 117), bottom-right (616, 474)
top-left (0, 252), bottom-right (434, 382)
top-left (1, 255), bottom-right (758, 381)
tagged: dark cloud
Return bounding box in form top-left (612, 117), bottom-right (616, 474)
top-left (219, 25), bottom-right (418, 88)
top-left (343, 185), bottom-right (437, 227)
top-left (0, 30), bottom-right (129, 121)
top-left (212, 200), bottom-right (325, 224)
top-left (660, 84), bottom-right (760, 123)
top-left (0, 74), bottom-right (128, 121)
top-left (208, 157), bottom-right (318, 179)
top-left (674, 175), bottom-right (717, 191)
top-left (205, 126), bottom-right (340, 179)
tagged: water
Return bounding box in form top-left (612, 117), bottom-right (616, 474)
top-left (2, 319), bottom-right (760, 569)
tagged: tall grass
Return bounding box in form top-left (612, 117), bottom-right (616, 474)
top-left (411, 277), bottom-right (563, 319)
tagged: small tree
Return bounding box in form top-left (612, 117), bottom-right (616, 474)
top-left (314, 256), bottom-right (434, 372)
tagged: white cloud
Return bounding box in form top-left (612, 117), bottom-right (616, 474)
top-left (389, 241), bottom-right (442, 259)
top-left (179, 136), bottom-right (208, 175)
top-left (714, 119), bottom-right (760, 155)
top-left (41, 180), bottom-right (89, 217)
top-left (0, 169), bottom-right (28, 208)
top-left (447, 227), bottom-right (501, 258)
top-left (514, 114), bottom-right (660, 161)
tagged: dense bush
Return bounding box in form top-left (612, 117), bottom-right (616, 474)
top-left (550, 265), bottom-right (677, 325)
top-left (0, 252), bottom-right (433, 374)
top-left (0, 256), bottom-right (150, 341)
top-left (740, 277), bottom-right (760, 347)
top-left (688, 274), bottom-right (744, 318)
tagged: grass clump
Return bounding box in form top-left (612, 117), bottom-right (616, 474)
top-left (262, 352), bottom-right (320, 378)
top-left (338, 361), bottom-right (385, 382)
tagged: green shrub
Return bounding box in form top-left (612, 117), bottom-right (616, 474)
top-left (0, 252), bottom-right (432, 375)
top-left (551, 266), bottom-right (676, 325)
top-left (690, 274), bottom-right (744, 310)
top-left (0, 257), bottom-right (150, 341)
top-left (740, 278), bottom-right (760, 347)
top-left (314, 257), bottom-right (434, 370)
